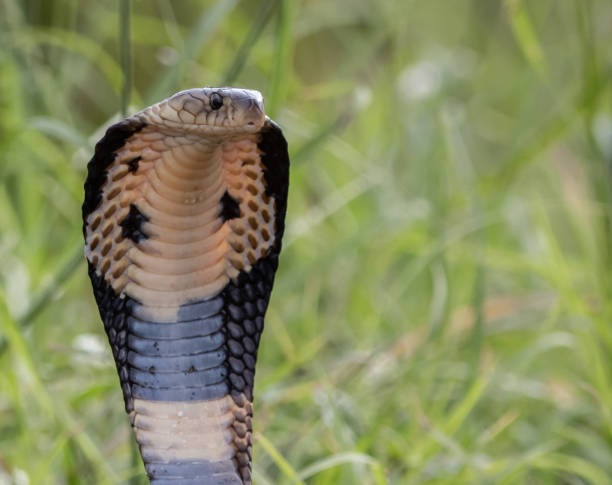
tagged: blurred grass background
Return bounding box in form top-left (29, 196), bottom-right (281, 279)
top-left (1, 0), bottom-right (612, 483)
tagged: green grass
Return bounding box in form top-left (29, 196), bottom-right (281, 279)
top-left (1, 0), bottom-right (612, 483)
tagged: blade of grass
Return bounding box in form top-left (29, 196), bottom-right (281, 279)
top-left (579, 334), bottom-right (612, 434)
top-left (254, 432), bottom-right (306, 485)
top-left (295, 452), bottom-right (387, 484)
top-left (504, 0), bottom-right (547, 77)
top-left (492, 69), bottom-right (610, 187)
top-left (119, 0), bottom-right (132, 117)
top-left (0, 297), bottom-right (54, 418)
top-left (532, 453), bottom-right (611, 484)
top-left (30, 435), bottom-right (70, 484)
top-left (23, 28), bottom-right (124, 95)
top-left (222, 0), bottom-right (277, 85)
top-left (406, 365), bottom-right (494, 482)
top-left (0, 298), bottom-right (118, 483)
top-left (155, 0), bottom-right (184, 51)
top-left (18, 241), bottom-right (83, 326)
top-left (29, 116), bottom-right (90, 150)
top-left (292, 106), bottom-right (356, 164)
top-left (0, 241), bottom-right (83, 357)
top-left (285, 167), bottom-right (381, 247)
top-left (146, 0), bottom-right (238, 103)
top-left (439, 105), bottom-right (486, 355)
top-left (267, 0), bottom-right (294, 117)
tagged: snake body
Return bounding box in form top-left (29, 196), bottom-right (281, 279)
top-left (82, 88), bottom-right (289, 484)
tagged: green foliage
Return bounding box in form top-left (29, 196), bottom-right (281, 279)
top-left (1, 0), bottom-right (612, 483)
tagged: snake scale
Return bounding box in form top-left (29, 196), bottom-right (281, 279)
top-left (82, 87), bottom-right (289, 484)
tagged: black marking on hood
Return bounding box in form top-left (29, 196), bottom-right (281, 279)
top-left (127, 156), bottom-right (142, 173)
top-left (82, 120), bottom-right (146, 236)
top-left (220, 190), bottom-right (241, 222)
top-left (258, 119), bottom-right (290, 249)
top-left (120, 203), bottom-right (149, 243)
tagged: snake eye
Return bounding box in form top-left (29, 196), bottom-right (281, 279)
top-left (210, 93), bottom-right (223, 110)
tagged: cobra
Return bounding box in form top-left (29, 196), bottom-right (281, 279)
top-left (82, 87), bottom-right (289, 484)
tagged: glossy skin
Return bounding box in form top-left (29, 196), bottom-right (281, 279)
top-left (83, 87), bottom-right (289, 484)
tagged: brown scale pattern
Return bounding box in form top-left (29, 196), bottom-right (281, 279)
top-left (84, 129), bottom-right (276, 307)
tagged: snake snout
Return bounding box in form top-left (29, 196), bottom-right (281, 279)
top-left (231, 90), bottom-right (265, 128)
top-left (244, 101), bottom-right (265, 127)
